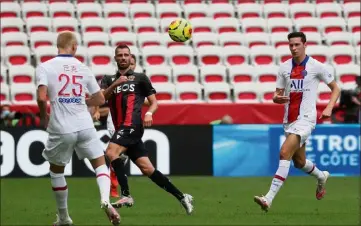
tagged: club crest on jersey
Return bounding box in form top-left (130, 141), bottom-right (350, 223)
top-left (301, 70), bottom-right (307, 77)
top-left (127, 75), bottom-right (135, 81)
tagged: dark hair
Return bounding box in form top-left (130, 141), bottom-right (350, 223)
top-left (131, 54), bottom-right (136, 63)
top-left (287, 32), bottom-right (307, 43)
top-left (115, 43), bottom-right (131, 55)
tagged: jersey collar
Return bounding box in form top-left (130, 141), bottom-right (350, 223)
top-left (116, 69), bottom-right (134, 78)
top-left (292, 55), bottom-right (309, 67)
top-left (57, 54), bottom-right (73, 57)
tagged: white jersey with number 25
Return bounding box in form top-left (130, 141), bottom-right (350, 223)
top-left (36, 55), bottom-right (100, 134)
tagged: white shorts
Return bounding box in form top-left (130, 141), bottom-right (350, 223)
top-left (42, 128), bottom-right (104, 166)
top-left (284, 119), bottom-right (315, 147)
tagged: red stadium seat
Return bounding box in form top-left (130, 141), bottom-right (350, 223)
top-left (237, 3), bottom-right (262, 19)
top-left (34, 46), bottom-right (57, 63)
top-left (173, 65), bottom-right (199, 83)
top-left (10, 84), bottom-right (37, 105)
top-left (191, 18), bottom-right (214, 33)
top-left (146, 66), bottom-right (172, 83)
top-left (4, 46), bottom-right (31, 66)
top-left (263, 3), bottom-right (289, 18)
top-left (176, 83), bottom-right (203, 103)
top-left (1, 32), bottom-right (27, 46)
top-left (255, 65), bottom-right (278, 83)
top-left (88, 46), bottom-right (113, 65)
top-left (200, 65), bottom-right (227, 83)
top-left (219, 33), bottom-right (243, 47)
top-left (49, 2), bottom-right (75, 18)
top-left (168, 46), bottom-right (194, 66)
top-left (330, 45), bottom-right (355, 65)
top-left (104, 3), bottom-right (128, 18)
top-left (130, 3), bottom-right (155, 19)
top-left (204, 82), bottom-right (231, 103)
top-left (0, 2), bottom-right (20, 18)
top-left (229, 65), bottom-right (256, 83)
top-left (214, 18), bottom-right (239, 33)
top-left (153, 83), bottom-right (176, 103)
top-left (77, 3), bottom-right (102, 18)
top-left (8, 65), bottom-right (35, 85)
top-left (156, 3), bottom-right (182, 19)
top-left (184, 3), bottom-right (208, 19)
top-left (241, 18), bottom-right (267, 33)
top-left (223, 46), bottom-right (249, 66)
top-left (197, 46), bottom-right (223, 66)
top-left (22, 2), bottom-right (47, 18)
top-left (142, 46), bottom-right (168, 66)
top-left (336, 64), bottom-right (360, 84)
top-left (209, 4), bottom-right (234, 19)
top-left (1, 18), bottom-right (24, 33)
top-left (250, 46), bottom-right (277, 65)
top-left (233, 82), bottom-right (259, 103)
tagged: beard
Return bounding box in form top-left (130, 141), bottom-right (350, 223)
top-left (117, 61), bottom-right (130, 70)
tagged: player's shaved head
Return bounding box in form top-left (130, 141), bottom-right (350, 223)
top-left (57, 31), bottom-right (78, 56)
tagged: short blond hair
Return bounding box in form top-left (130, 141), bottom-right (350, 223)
top-left (57, 31), bottom-right (77, 49)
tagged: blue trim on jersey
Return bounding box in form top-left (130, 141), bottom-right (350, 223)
top-left (292, 55), bottom-right (309, 68)
top-left (57, 54), bottom-right (73, 57)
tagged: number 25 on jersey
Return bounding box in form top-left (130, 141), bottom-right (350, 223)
top-left (58, 74), bottom-right (83, 97)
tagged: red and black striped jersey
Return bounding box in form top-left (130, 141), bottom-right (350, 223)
top-left (101, 69), bottom-right (156, 130)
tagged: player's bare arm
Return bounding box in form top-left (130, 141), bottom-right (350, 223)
top-left (37, 85), bottom-right (49, 128)
top-left (143, 98), bottom-right (150, 106)
top-left (103, 76), bottom-right (128, 100)
top-left (319, 81), bottom-right (341, 119)
top-left (273, 88), bottom-right (289, 104)
top-left (143, 94), bottom-right (158, 127)
top-left (86, 90), bottom-right (105, 107)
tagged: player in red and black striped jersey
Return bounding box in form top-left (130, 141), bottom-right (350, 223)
top-left (108, 53), bottom-right (137, 198)
top-left (101, 44), bottom-right (194, 215)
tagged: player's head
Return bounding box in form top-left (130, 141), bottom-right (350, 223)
top-left (56, 31), bottom-right (78, 56)
top-left (288, 32), bottom-right (307, 59)
top-left (130, 54), bottom-right (136, 70)
top-left (114, 43), bottom-right (131, 70)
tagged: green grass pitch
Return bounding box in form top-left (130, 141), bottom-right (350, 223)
top-left (1, 176), bottom-right (359, 225)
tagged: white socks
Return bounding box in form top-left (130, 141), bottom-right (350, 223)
top-left (265, 160), bottom-right (291, 203)
top-left (50, 171), bottom-right (69, 221)
top-left (95, 164), bottom-right (111, 203)
top-left (301, 159), bottom-right (325, 180)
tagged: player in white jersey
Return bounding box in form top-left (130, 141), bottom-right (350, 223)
top-left (36, 31), bottom-right (120, 225)
top-left (254, 32), bottom-right (341, 212)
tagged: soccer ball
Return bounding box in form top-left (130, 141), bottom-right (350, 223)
top-left (168, 18), bottom-right (192, 42)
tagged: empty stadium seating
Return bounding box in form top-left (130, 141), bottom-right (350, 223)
top-left (0, 0), bottom-right (359, 105)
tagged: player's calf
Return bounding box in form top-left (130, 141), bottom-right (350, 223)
top-left (49, 165), bottom-right (71, 223)
top-left (111, 158), bottom-right (131, 198)
top-left (296, 159), bottom-right (326, 181)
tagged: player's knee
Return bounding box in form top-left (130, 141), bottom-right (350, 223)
top-left (105, 148), bottom-right (118, 162)
top-left (139, 165), bottom-right (155, 176)
top-left (279, 148), bottom-right (291, 160)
